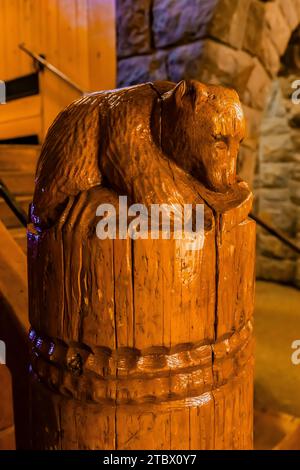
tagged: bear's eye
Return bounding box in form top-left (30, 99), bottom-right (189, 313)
top-left (212, 134), bottom-right (228, 148)
top-left (212, 134), bottom-right (226, 142)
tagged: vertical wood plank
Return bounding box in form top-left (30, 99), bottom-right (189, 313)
top-left (78, 208), bottom-right (116, 350)
top-left (87, 0), bottom-right (116, 91)
top-left (134, 238), bottom-right (171, 349)
top-left (39, 0), bottom-right (61, 137)
top-left (189, 394), bottom-right (215, 450)
top-left (0, 1), bottom-right (6, 77)
top-left (30, 0), bottom-right (42, 52)
top-left (216, 218), bottom-right (256, 338)
top-left (19, 0), bottom-right (34, 75)
top-left (113, 237), bottom-right (134, 348)
top-left (4, 0), bottom-right (21, 79)
top-left (57, 0), bottom-right (79, 107)
top-left (170, 408), bottom-right (190, 450)
top-left (116, 410), bottom-right (171, 450)
top-left (60, 402), bottom-right (115, 450)
top-left (75, 0), bottom-right (89, 90)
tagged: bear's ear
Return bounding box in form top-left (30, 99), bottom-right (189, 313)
top-left (173, 80), bottom-right (198, 108)
top-left (173, 80), bottom-right (188, 107)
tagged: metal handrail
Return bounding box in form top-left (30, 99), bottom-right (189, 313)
top-left (250, 212), bottom-right (300, 255)
top-left (19, 43), bottom-right (87, 95)
top-left (0, 179), bottom-right (27, 227)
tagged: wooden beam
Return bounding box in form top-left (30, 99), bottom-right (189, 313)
top-left (0, 95), bottom-right (41, 140)
top-left (87, 0), bottom-right (116, 91)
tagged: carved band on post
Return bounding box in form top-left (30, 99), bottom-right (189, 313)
top-left (28, 80), bottom-right (255, 450)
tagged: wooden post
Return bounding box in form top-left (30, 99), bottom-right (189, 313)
top-left (27, 80), bottom-right (255, 450)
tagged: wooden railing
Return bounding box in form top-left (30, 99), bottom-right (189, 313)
top-left (250, 212), bottom-right (300, 255)
top-left (19, 44), bottom-right (87, 96)
top-left (0, 178), bottom-right (27, 227)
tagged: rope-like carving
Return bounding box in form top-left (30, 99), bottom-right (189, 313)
top-left (29, 321), bottom-right (253, 406)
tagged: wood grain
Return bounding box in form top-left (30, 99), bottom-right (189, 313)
top-left (0, 0), bottom-right (116, 138)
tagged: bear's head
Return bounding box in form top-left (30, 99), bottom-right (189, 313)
top-left (160, 80), bottom-right (246, 193)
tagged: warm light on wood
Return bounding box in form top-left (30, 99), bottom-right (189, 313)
top-left (0, 0), bottom-right (116, 139)
top-left (28, 80), bottom-right (255, 450)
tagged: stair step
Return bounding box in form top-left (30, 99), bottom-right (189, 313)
top-left (0, 171), bottom-right (35, 196)
top-left (10, 227), bottom-right (27, 254)
top-left (0, 95), bottom-right (41, 140)
top-left (0, 145), bottom-right (40, 173)
top-left (0, 196), bottom-right (31, 228)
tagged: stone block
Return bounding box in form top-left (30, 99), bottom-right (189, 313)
top-left (260, 133), bottom-right (294, 162)
top-left (278, 0), bottom-right (299, 31)
top-left (290, 180), bottom-right (300, 205)
top-left (279, 74), bottom-right (299, 100)
top-left (259, 188), bottom-right (290, 204)
top-left (256, 255), bottom-right (296, 283)
top-left (258, 200), bottom-right (295, 234)
top-left (291, 129), bottom-right (300, 148)
top-left (237, 143), bottom-right (257, 187)
top-left (253, 176), bottom-right (262, 192)
top-left (242, 58), bottom-right (271, 110)
top-left (260, 162), bottom-right (293, 188)
top-left (260, 147), bottom-right (294, 163)
top-left (242, 105), bottom-right (262, 140)
top-left (117, 0), bottom-right (152, 58)
top-left (290, 153), bottom-right (300, 164)
top-left (196, 39), bottom-right (254, 93)
top-left (118, 52), bottom-right (168, 87)
top-left (295, 258), bottom-right (300, 288)
top-left (208, 0), bottom-right (251, 49)
top-left (264, 80), bottom-right (287, 118)
top-left (153, 0), bottom-right (217, 48)
top-left (243, 1), bottom-right (282, 76)
top-left (260, 34), bottom-right (280, 78)
top-left (291, 0), bottom-right (300, 20)
top-left (295, 207), bottom-right (300, 232)
top-left (264, 1), bottom-right (292, 55)
top-left (289, 112), bottom-right (300, 128)
top-left (291, 166), bottom-right (300, 182)
top-left (242, 0), bottom-right (265, 51)
top-left (167, 41), bottom-right (204, 82)
top-left (260, 116), bottom-right (290, 137)
top-left (189, 41), bottom-right (271, 116)
top-left (257, 232), bottom-right (296, 259)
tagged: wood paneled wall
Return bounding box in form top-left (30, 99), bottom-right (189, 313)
top-left (0, 0), bottom-right (116, 137)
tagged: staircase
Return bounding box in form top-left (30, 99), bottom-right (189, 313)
top-left (0, 145), bottom-right (40, 252)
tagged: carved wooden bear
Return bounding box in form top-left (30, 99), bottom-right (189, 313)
top-left (28, 80), bottom-right (255, 450)
top-left (32, 80), bottom-right (245, 227)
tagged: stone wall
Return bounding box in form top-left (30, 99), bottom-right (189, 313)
top-left (117, 0), bottom-right (300, 285)
top-left (256, 60), bottom-right (300, 286)
top-left (116, 0), bottom-right (300, 189)
top-left (117, 0), bottom-right (218, 86)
